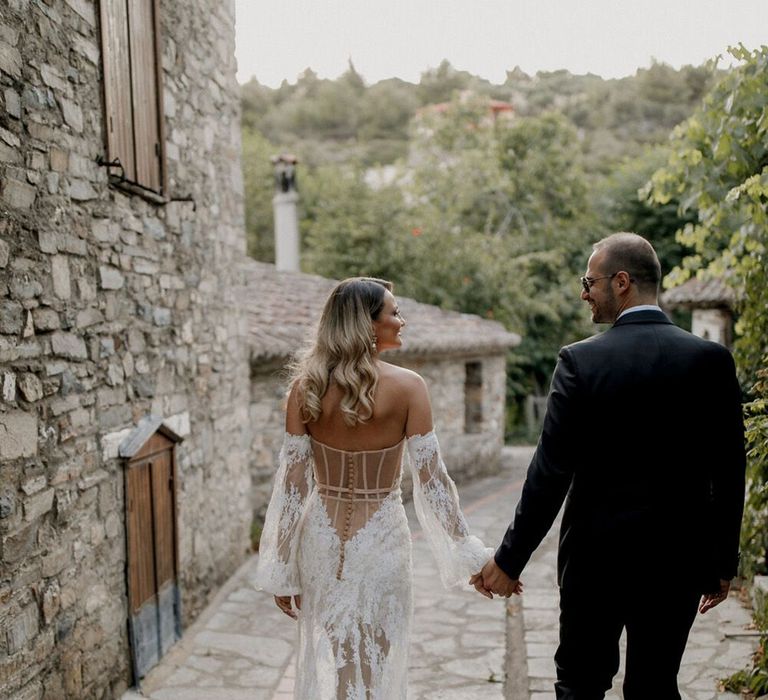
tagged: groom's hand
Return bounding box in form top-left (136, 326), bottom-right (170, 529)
top-left (698, 579), bottom-right (730, 614)
top-left (480, 558), bottom-right (522, 598)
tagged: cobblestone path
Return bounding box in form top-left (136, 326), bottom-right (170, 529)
top-left (124, 447), bottom-right (757, 700)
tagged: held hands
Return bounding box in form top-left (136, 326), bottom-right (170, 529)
top-left (698, 579), bottom-right (730, 614)
top-left (469, 558), bottom-right (523, 599)
top-left (275, 594), bottom-right (302, 620)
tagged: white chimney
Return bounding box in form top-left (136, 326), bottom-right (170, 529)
top-left (271, 154), bottom-right (300, 272)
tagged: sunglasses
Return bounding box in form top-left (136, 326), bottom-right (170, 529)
top-left (580, 273), bottom-right (618, 294)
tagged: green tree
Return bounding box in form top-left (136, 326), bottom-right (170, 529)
top-left (241, 59), bottom-right (713, 176)
top-left (597, 146), bottom-right (693, 275)
top-left (240, 77), bottom-right (275, 132)
top-left (300, 164), bottom-right (410, 281)
top-left (242, 129), bottom-right (278, 262)
top-left (648, 45), bottom-right (768, 580)
top-left (417, 60), bottom-right (474, 105)
top-left (340, 59), bottom-right (366, 94)
top-left (238, 58), bottom-right (713, 436)
top-left (644, 51), bottom-right (768, 693)
top-left (358, 79), bottom-right (418, 164)
top-left (301, 94), bottom-right (595, 434)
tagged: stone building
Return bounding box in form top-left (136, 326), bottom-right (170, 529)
top-left (0, 2), bottom-right (520, 698)
top-left (662, 276), bottom-right (736, 348)
top-left (0, 1), bottom-right (252, 697)
top-left (241, 260), bottom-right (520, 521)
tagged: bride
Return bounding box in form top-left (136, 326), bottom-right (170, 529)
top-left (254, 277), bottom-right (510, 699)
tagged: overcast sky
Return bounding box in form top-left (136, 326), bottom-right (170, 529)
top-left (234, 0), bottom-right (767, 87)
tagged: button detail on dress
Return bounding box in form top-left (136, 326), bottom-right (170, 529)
top-left (336, 454), bottom-right (358, 580)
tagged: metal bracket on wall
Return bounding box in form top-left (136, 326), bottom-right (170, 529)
top-left (96, 155), bottom-right (126, 180)
top-left (97, 155), bottom-right (165, 204)
top-left (167, 195), bottom-right (196, 212)
top-left (96, 156), bottom-right (196, 211)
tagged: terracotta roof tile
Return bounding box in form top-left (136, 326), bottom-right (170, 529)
top-left (239, 260), bottom-right (520, 361)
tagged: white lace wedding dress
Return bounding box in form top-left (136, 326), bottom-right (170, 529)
top-left (254, 430), bottom-right (492, 699)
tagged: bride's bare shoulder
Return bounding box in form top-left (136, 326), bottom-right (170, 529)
top-left (378, 362), bottom-right (427, 391)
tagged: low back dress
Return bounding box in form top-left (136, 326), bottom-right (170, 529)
top-left (255, 430), bottom-right (492, 699)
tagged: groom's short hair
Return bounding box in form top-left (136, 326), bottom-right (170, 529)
top-left (593, 232), bottom-right (662, 296)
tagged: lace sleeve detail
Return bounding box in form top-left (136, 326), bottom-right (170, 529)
top-left (407, 431), bottom-right (493, 588)
top-left (254, 432), bottom-right (314, 595)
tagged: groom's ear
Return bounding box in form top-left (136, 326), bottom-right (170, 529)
top-left (615, 270), bottom-right (632, 292)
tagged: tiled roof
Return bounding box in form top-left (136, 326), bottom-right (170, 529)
top-left (661, 276), bottom-right (736, 309)
top-left (239, 260), bottom-right (520, 362)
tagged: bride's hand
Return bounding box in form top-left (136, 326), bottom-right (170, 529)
top-left (477, 558), bottom-right (523, 598)
top-left (469, 572), bottom-right (493, 599)
top-left (275, 594), bottom-right (302, 619)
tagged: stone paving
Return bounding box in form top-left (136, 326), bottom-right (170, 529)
top-left (123, 447), bottom-right (758, 699)
top-left (518, 512), bottom-right (756, 700)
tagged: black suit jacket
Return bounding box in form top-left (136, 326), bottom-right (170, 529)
top-left (496, 310), bottom-right (746, 593)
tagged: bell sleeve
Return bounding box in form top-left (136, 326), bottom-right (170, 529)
top-left (254, 432), bottom-right (315, 595)
top-left (406, 431), bottom-right (493, 588)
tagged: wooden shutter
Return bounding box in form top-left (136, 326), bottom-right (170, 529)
top-left (100, 0), bottom-right (136, 182)
top-left (128, 0), bottom-right (163, 192)
top-left (100, 0), bottom-right (165, 195)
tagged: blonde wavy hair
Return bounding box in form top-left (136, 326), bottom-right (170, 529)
top-left (290, 277), bottom-right (392, 426)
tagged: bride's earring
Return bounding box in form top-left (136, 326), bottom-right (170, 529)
top-left (371, 334), bottom-right (378, 353)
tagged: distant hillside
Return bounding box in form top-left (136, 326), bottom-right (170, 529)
top-left (240, 58), bottom-right (719, 171)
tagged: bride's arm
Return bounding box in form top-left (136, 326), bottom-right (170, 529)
top-left (405, 376), bottom-right (494, 589)
top-left (254, 387), bottom-right (314, 597)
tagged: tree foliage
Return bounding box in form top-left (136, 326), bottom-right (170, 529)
top-left (597, 146), bottom-right (694, 278)
top-left (300, 166), bottom-right (410, 282)
top-left (240, 59), bottom-right (715, 173)
top-left (297, 95), bottom-right (595, 432)
top-left (498, 62), bottom-right (717, 174)
top-left (647, 45), bottom-right (768, 579)
top-left (240, 56), bottom-right (718, 435)
top-left (242, 129), bottom-right (277, 262)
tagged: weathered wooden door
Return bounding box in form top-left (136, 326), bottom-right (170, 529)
top-left (125, 432), bottom-right (180, 679)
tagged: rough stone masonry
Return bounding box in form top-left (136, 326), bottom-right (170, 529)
top-left (0, 0), bottom-right (254, 697)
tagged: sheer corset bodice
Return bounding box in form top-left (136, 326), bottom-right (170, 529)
top-left (255, 429), bottom-right (493, 699)
top-left (310, 436), bottom-right (406, 579)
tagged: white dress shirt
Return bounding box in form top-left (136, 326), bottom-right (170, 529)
top-left (617, 304), bottom-right (663, 320)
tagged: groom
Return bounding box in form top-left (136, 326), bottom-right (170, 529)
top-left (475, 233), bottom-right (746, 699)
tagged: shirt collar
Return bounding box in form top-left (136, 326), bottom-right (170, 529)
top-left (617, 304), bottom-right (663, 320)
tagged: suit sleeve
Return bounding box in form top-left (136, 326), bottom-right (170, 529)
top-left (495, 346), bottom-right (582, 580)
top-left (709, 348), bottom-right (746, 580)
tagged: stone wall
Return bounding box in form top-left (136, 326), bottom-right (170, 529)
top-left (0, 0), bottom-right (252, 697)
top-left (402, 353), bottom-right (507, 482)
top-left (249, 352), bottom-right (508, 521)
top-left (691, 308), bottom-right (733, 348)
top-left (249, 362), bottom-right (288, 523)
